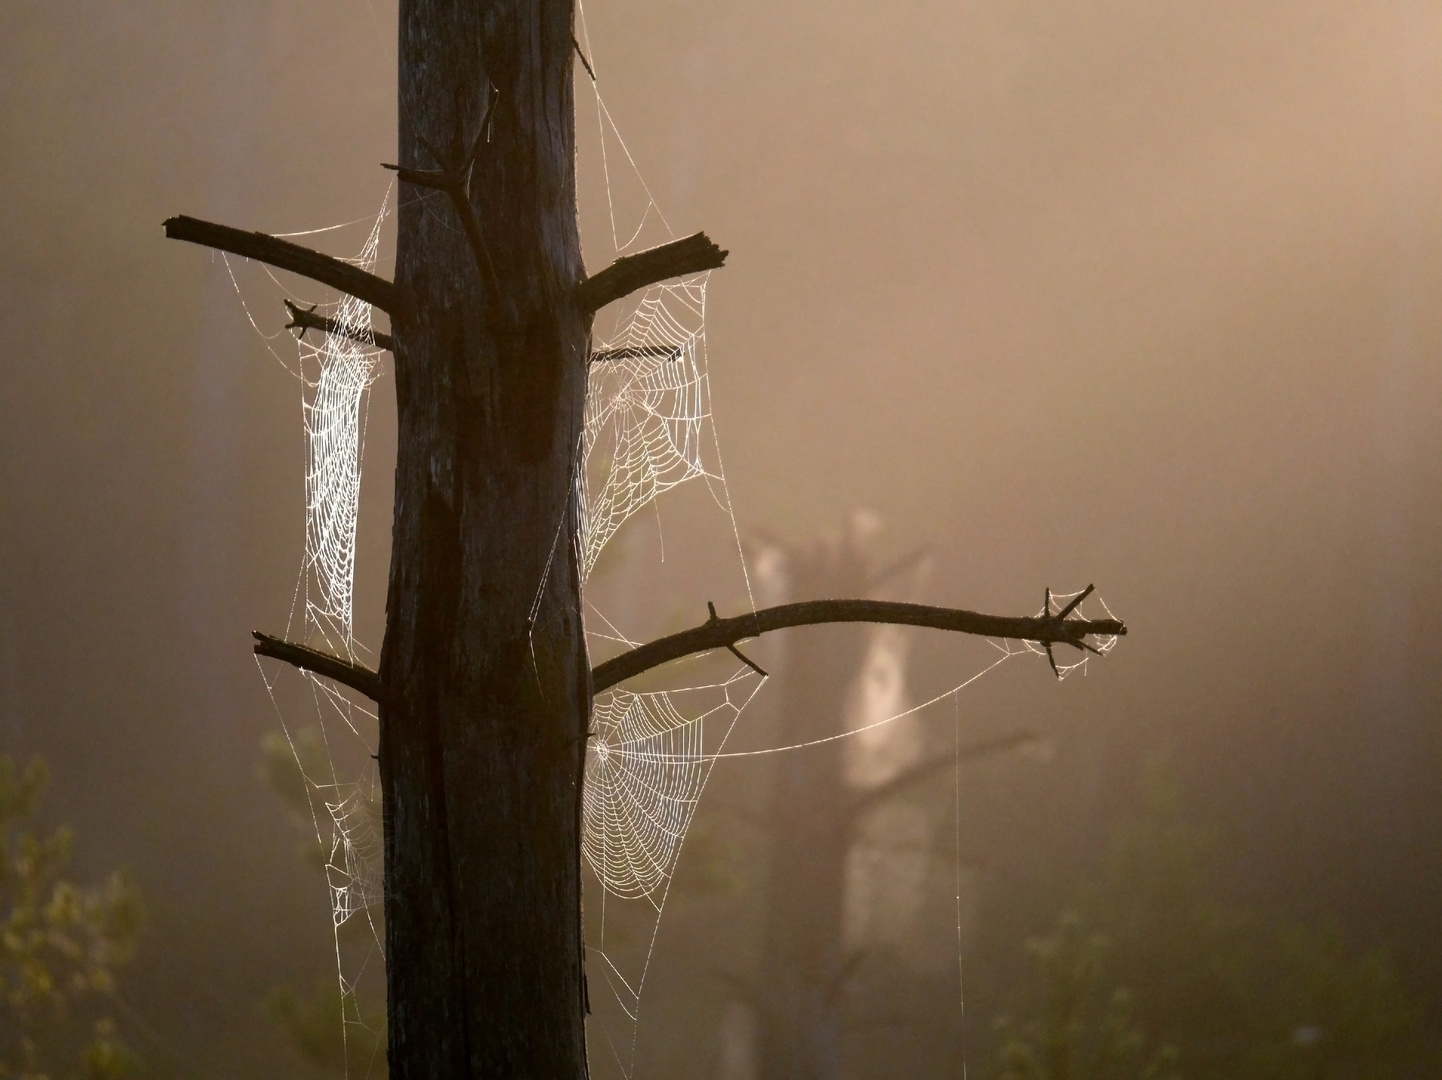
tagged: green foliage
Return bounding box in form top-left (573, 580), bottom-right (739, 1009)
top-left (0, 755), bottom-right (142, 1079)
top-left (1243, 922), bottom-right (1426, 1080)
top-left (992, 760), bottom-right (1434, 1080)
top-left (1080, 763), bottom-right (1254, 1059)
top-left (78, 1021), bottom-right (138, 1080)
top-left (994, 912), bottom-right (1180, 1080)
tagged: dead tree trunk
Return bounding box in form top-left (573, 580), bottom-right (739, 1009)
top-left (379, 4), bottom-right (588, 1076)
top-left (162, 5), bottom-right (1125, 1076)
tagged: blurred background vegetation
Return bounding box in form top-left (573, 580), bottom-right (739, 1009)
top-left (0, 756), bottom-right (140, 1079)
top-left (3, 0), bottom-right (1442, 1076)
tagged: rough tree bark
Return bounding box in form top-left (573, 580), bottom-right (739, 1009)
top-left (164, 3), bottom-right (1125, 1076)
top-left (379, 4), bottom-right (589, 1076)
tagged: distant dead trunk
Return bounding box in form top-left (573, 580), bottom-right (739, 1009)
top-left (756, 541), bottom-right (872, 1080)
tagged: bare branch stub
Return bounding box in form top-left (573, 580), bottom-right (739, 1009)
top-left (577, 232), bottom-right (728, 313)
top-left (590, 596), bottom-right (1127, 694)
top-left (284, 299), bottom-right (395, 352)
top-left (571, 34), bottom-right (597, 83)
top-left (588, 344), bottom-right (680, 364)
top-left (725, 643), bottom-right (769, 679)
top-left (162, 215), bottom-right (399, 314)
top-left (251, 631), bottom-right (386, 704)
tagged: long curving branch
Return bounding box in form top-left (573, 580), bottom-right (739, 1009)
top-left (577, 232), bottom-right (728, 313)
top-left (252, 631), bottom-right (386, 704)
top-left (252, 588), bottom-right (1124, 704)
top-left (164, 215), bottom-right (400, 314)
top-left (591, 591), bottom-right (1126, 694)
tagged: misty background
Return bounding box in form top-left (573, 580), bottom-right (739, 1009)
top-left (2, 1), bottom-right (1440, 1076)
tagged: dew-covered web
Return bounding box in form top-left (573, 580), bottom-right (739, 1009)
top-left (566, 11), bottom-right (1126, 1076)
top-left (297, 208), bottom-right (388, 655)
top-left (214, 16), bottom-right (1122, 1077)
top-left (585, 690), bottom-right (706, 901)
top-left (277, 198), bottom-right (389, 920)
top-left (581, 279), bottom-right (712, 582)
top-left (218, 195), bottom-right (394, 1075)
top-left (565, 10), bottom-right (765, 1063)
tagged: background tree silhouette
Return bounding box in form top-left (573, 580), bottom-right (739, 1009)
top-left (715, 524), bottom-right (1044, 1080)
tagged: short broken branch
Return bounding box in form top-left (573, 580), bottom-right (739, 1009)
top-left (588, 344), bottom-right (680, 364)
top-left (572, 34), bottom-right (597, 82)
top-left (383, 163), bottom-right (454, 192)
top-left (383, 163), bottom-right (500, 300)
top-left (590, 593), bottom-right (1126, 694)
top-left (577, 233), bottom-right (728, 313)
top-left (163, 215), bottom-right (399, 314)
top-left (252, 631), bottom-right (386, 704)
top-left (384, 100), bottom-right (502, 301)
top-left (284, 300), bottom-right (394, 352)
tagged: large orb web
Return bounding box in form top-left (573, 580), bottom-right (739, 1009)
top-left (580, 278), bottom-right (712, 581)
top-left (583, 690), bottom-right (707, 901)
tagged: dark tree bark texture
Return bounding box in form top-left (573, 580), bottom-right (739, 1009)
top-left (380, 2), bottom-right (590, 1076)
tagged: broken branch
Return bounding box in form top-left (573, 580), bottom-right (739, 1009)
top-left (572, 34), bottom-right (597, 83)
top-left (385, 96), bottom-right (502, 303)
top-left (284, 299), bottom-right (394, 352)
top-left (577, 233), bottom-right (728, 313)
top-left (252, 631), bottom-right (386, 704)
top-left (163, 215), bottom-right (399, 314)
top-left (590, 594), bottom-right (1126, 694)
top-left (588, 344), bottom-right (680, 363)
top-left (382, 162), bottom-right (501, 300)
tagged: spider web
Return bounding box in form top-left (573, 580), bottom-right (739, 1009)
top-left (564, 13), bottom-right (1131, 1076)
top-left (281, 198), bottom-right (389, 921)
top-left (585, 690), bottom-right (706, 901)
top-left (581, 279), bottom-right (713, 582)
top-left (215, 19), bottom-right (1126, 1077)
top-left (297, 208), bottom-right (387, 655)
top-left (222, 197), bottom-right (393, 1076)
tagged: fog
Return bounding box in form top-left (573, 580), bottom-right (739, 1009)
top-left (1, 1), bottom-right (1439, 1076)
